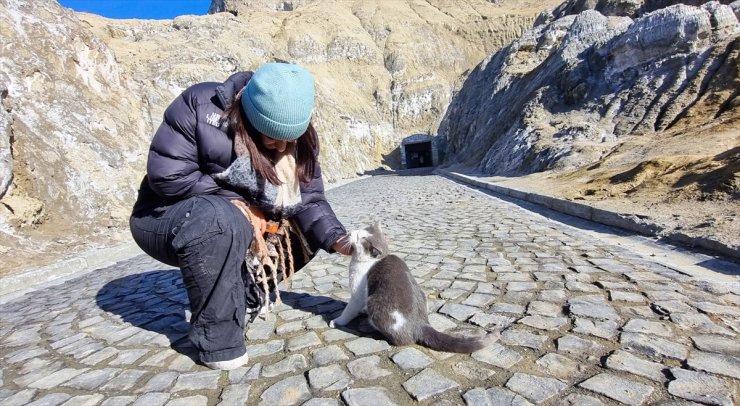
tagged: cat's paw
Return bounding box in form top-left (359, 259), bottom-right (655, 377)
top-left (329, 319), bottom-right (344, 328)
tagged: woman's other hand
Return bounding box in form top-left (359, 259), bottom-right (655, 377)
top-left (332, 234), bottom-right (353, 256)
top-left (231, 200), bottom-right (267, 235)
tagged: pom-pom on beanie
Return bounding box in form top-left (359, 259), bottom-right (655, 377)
top-left (241, 63), bottom-right (315, 141)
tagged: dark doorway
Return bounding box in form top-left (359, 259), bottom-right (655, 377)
top-left (405, 141), bottom-right (433, 168)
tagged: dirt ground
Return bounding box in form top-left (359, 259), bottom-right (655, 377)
top-left (487, 116), bottom-right (740, 257)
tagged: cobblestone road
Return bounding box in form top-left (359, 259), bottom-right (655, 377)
top-left (1, 172), bottom-right (739, 405)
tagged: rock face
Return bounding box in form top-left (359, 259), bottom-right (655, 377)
top-left (439, 1), bottom-right (739, 175)
top-left (0, 0), bottom-right (558, 273)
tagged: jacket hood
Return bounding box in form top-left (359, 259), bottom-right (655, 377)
top-left (215, 71), bottom-right (253, 110)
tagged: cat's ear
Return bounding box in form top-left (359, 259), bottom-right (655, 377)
top-left (370, 247), bottom-right (381, 258)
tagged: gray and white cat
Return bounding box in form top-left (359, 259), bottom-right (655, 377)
top-left (330, 223), bottom-right (497, 353)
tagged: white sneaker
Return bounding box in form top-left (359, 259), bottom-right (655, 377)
top-left (203, 352), bottom-right (249, 370)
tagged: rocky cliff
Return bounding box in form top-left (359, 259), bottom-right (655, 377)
top-left (0, 0), bottom-right (558, 274)
top-left (440, 1), bottom-right (738, 176)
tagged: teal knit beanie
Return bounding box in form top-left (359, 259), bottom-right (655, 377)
top-left (241, 63), bottom-right (315, 141)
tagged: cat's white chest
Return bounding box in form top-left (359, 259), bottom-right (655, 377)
top-left (348, 258), bottom-right (378, 308)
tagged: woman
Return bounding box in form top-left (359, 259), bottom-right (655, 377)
top-left (130, 63), bottom-right (351, 370)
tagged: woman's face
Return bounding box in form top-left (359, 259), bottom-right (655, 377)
top-left (260, 134), bottom-right (292, 153)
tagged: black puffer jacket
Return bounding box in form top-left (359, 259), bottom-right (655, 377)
top-left (134, 71), bottom-right (346, 253)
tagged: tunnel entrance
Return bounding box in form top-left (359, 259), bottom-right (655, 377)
top-left (401, 134), bottom-right (438, 169)
top-left (404, 141), bottom-right (433, 168)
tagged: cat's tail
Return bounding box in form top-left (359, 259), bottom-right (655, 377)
top-left (417, 325), bottom-right (500, 353)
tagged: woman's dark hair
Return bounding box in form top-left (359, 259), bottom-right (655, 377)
top-left (223, 89), bottom-right (318, 186)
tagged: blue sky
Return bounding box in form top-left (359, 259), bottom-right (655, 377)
top-left (57, 0), bottom-right (210, 19)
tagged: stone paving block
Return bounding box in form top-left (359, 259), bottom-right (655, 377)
top-left (307, 364), bottom-right (352, 392)
top-left (12, 361), bottom-right (64, 387)
top-left (652, 300), bottom-right (694, 314)
top-left (619, 332), bottom-right (688, 360)
top-left (109, 349), bottom-right (149, 366)
top-left (694, 301), bottom-right (740, 316)
top-left (668, 368), bottom-right (735, 406)
top-left (259, 375), bottom-right (311, 405)
top-left (321, 329), bottom-right (357, 342)
top-left (622, 319), bottom-right (673, 337)
top-left (246, 340), bottom-right (285, 359)
top-left (670, 313), bottom-right (735, 336)
top-left (171, 371), bottom-right (221, 392)
top-left (472, 343), bottom-right (523, 369)
top-left (505, 373), bottom-right (567, 404)
top-left (347, 355), bottom-right (392, 380)
top-left (605, 350), bottom-right (667, 382)
top-left (690, 334), bottom-right (740, 356)
top-left (165, 395), bottom-right (208, 406)
top-left (556, 335), bottom-right (605, 357)
top-left (402, 368), bottom-right (459, 401)
top-left (25, 393), bottom-right (71, 405)
top-left (428, 313), bottom-right (458, 331)
top-left (463, 387), bottom-right (533, 406)
top-left (341, 387), bottom-right (398, 406)
top-left (311, 345), bottom-right (349, 366)
top-left (391, 348), bottom-right (433, 370)
top-left (579, 372), bottom-right (655, 406)
top-left (344, 337), bottom-right (390, 356)
top-left (167, 354), bottom-right (197, 372)
top-left (491, 303), bottom-right (526, 314)
top-left (438, 303), bottom-right (479, 321)
top-left (686, 350), bottom-right (740, 379)
top-left (62, 368), bottom-right (122, 390)
top-left (469, 313), bottom-right (516, 330)
top-left (227, 363), bottom-right (261, 384)
top-left (568, 302), bottom-right (620, 321)
top-left (5, 347), bottom-right (49, 364)
top-left (61, 394), bottom-right (105, 406)
top-left (287, 332), bottom-right (322, 351)
top-left (132, 392), bottom-right (169, 406)
top-left (609, 291), bottom-right (645, 302)
top-left (245, 319), bottom-right (275, 341)
top-left (538, 290), bottom-right (567, 302)
top-left (218, 383), bottom-right (251, 406)
top-left (556, 393), bottom-right (605, 405)
top-left (501, 328), bottom-right (548, 350)
top-left (462, 293), bottom-right (496, 307)
top-left (527, 301), bottom-right (563, 317)
top-left (100, 370), bottom-right (148, 391)
top-left (262, 354), bottom-right (308, 378)
top-left (535, 353), bottom-right (580, 380)
top-left (136, 371), bottom-right (178, 393)
top-left (572, 318), bottom-right (618, 339)
top-left (519, 315), bottom-right (568, 330)
top-left (139, 349), bottom-right (177, 368)
top-left (28, 367), bottom-right (89, 389)
top-left (0, 389), bottom-right (38, 406)
top-left (100, 396), bottom-right (136, 406)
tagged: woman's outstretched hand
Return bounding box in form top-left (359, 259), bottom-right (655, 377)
top-left (332, 234), bottom-right (353, 256)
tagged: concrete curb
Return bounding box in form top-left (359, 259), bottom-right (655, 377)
top-left (0, 241), bottom-right (144, 303)
top-left (438, 170), bottom-right (739, 261)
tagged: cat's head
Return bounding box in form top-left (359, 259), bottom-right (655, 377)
top-left (349, 222), bottom-right (389, 260)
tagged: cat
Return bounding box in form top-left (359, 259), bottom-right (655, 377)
top-left (329, 222), bottom-right (498, 353)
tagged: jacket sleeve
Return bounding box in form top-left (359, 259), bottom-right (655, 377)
top-left (146, 90), bottom-right (221, 199)
top-left (292, 160), bottom-right (347, 253)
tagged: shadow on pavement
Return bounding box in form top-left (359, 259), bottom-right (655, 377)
top-left (96, 269), bottom-right (198, 359)
top-left (277, 290), bottom-right (383, 339)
